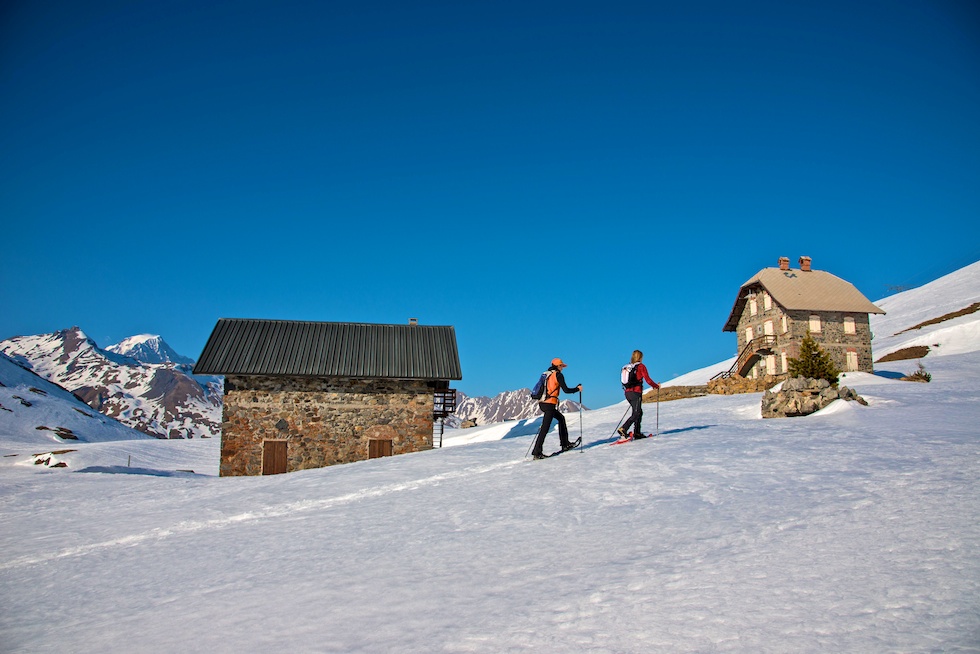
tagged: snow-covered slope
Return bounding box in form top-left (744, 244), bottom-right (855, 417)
top-left (1, 351), bottom-right (977, 652)
top-left (0, 352), bottom-right (152, 447)
top-left (106, 334), bottom-right (195, 364)
top-left (0, 327), bottom-right (220, 439)
top-left (661, 356), bottom-right (737, 387)
top-left (871, 260), bottom-right (980, 361)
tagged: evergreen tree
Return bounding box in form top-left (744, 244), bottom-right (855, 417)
top-left (788, 332), bottom-right (839, 385)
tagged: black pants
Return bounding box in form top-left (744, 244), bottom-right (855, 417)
top-left (532, 402), bottom-right (569, 455)
top-left (621, 391), bottom-right (643, 436)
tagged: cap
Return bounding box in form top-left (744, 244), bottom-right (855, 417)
top-left (551, 357), bottom-right (567, 368)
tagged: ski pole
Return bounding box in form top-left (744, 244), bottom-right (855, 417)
top-left (525, 432), bottom-right (536, 458)
top-left (526, 407), bottom-right (546, 458)
top-left (612, 405), bottom-right (630, 437)
top-left (578, 390), bottom-right (584, 452)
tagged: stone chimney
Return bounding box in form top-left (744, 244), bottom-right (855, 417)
top-left (778, 256), bottom-right (790, 271)
top-left (799, 256), bottom-right (812, 272)
top-left (409, 318), bottom-right (418, 326)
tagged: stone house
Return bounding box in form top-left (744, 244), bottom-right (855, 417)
top-left (719, 256), bottom-right (885, 379)
top-left (193, 318), bottom-right (461, 476)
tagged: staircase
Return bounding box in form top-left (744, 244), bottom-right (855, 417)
top-left (711, 335), bottom-right (778, 380)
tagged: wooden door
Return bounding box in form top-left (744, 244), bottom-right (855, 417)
top-left (262, 440), bottom-right (288, 475)
top-left (368, 439), bottom-right (393, 459)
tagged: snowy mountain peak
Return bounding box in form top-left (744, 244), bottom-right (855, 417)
top-left (451, 388), bottom-right (586, 427)
top-left (106, 334), bottom-right (194, 365)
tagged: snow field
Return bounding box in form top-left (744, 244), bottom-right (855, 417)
top-left (1, 353), bottom-right (978, 652)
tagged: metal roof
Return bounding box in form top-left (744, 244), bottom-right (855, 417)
top-left (723, 267), bottom-right (885, 331)
top-left (192, 318), bottom-right (462, 380)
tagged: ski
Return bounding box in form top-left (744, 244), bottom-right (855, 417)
top-left (533, 436), bottom-right (582, 459)
top-left (550, 436), bottom-right (582, 456)
top-left (610, 432), bottom-right (653, 445)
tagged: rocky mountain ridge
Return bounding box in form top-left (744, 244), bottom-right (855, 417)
top-left (0, 328), bottom-right (220, 439)
top-left (448, 388), bottom-right (586, 428)
top-left (0, 351), bottom-right (153, 446)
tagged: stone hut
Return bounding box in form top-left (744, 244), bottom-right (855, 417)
top-left (193, 318), bottom-right (461, 476)
top-left (718, 257), bottom-right (885, 379)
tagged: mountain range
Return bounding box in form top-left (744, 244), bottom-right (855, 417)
top-left (0, 327), bottom-right (220, 440)
top-left (450, 389), bottom-right (585, 428)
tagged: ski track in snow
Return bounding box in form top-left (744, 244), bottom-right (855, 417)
top-left (0, 459), bottom-right (524, 572)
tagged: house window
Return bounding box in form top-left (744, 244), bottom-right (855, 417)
top-left (781, 315), bottom-right (788, 333)
top-left (749, 297), bottom-right (757, 316)
top-left (846, 350), bottom-right (859, 372)
top-left (809, 315), bottom-right (822, 333)
top-left (368, 439), bottom-right (393, 459)
top-left (765, 354), bottom-right (776, 376)
top-left (262, 440), bottom-right (288, 475)
top-left (764, 320), bottom-right (774, 337)
top-left (781, 351), bottom-right (788, 373)
top-left (843, 316), bottom-right (856, 335)
top-left (763, 292), bottom-right (772, 311)
top-left (745, 326), bottom-right (754, 343)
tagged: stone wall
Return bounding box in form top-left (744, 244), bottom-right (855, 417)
top-left (707, 375), bottom-right (783, 395)
top-left (641, 385), bottom-right (708, 403)
top-left (784, 310), bottom-right (875, 374)
top-left (732, 291), bottom-right (875, 377)
top-left (220, 375), bottom-right (435, 476)
top-left (639, 378), bottom-right (781, 403)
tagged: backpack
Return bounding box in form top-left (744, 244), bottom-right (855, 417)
top-left (621, 363), bottom-right (639, 388)
top-left (530, 370), bottom-right (551, 400)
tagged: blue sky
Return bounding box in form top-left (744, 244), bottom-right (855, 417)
top-left (2, 0), bottom-right (979, 409)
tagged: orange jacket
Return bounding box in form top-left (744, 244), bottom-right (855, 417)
top-left (542, 368), bottom-right (578, 405)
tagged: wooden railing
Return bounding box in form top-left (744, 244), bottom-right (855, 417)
top-left (711, 335), bottom-right (778, 380)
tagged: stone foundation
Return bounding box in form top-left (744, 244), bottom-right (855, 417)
top-left (641, 385), bottom-right (708, 403)
top-left (640, 377), bottom-right (783, 403)
top-left (707, 375), bottom-right (783, 395)
top-left (221, 375), bottom-right (435, 476)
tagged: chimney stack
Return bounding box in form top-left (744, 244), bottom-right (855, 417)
top-left (778, 256), bottom-right (790, 271)
top-left (799, 256), bottom-right (812, 272)
top-left (409, 318), bottom-right (418, 326)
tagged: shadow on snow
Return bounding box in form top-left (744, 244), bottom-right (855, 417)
top-left (76, 466), bottom-right (199, 477)
top-left (582, 424), bottom-right (716, 449)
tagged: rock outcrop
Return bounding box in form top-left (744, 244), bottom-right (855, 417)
top-left (761, 376), bottom-right (867, 418)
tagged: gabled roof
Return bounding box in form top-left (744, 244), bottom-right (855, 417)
top-left (723, 268), bottom-right (885, 332)
top-left (193, 318), bottom-right (462, 380)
